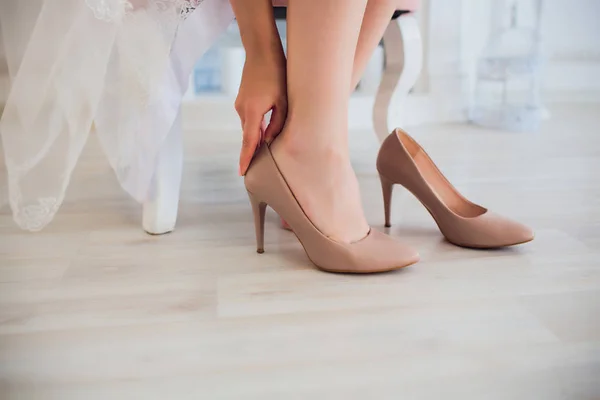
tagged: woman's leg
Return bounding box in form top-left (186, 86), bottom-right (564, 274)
top-left (273, 0), bottom-right (369, 243)
top-left (279, 0), bottom-right (398, 233)
top-left (351, 0), bottom-right (397, 89)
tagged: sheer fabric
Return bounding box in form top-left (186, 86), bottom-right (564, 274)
top-left (0, 0), bottom-right (234, 230)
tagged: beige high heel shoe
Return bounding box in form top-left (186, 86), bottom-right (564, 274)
top-left (377, 128), bottom-right (534, 249)
top-left (245, 143), bottom-right (419, 273)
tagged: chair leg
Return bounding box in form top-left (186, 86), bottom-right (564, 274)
top-left (142, 109), bottom-right (183, 235)
top-left (373, 13), bottom-right (423, 143)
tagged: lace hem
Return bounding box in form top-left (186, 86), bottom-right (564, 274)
top-left (85, 0), bottom-right (204, 22)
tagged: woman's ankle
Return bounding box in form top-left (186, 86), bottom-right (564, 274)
top-left (275, 135), bottom-right (349, 169)
top-left (275, 124), bottom-right (350, 162)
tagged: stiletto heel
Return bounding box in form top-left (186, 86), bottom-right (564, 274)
top-left (377, 128), bottom-right (534, 248)
top-left (379, 174), bottom-right (394, 228)
top-left (244, 142), bottom-right (419, 273)
top-left (247, 191), bottom-right (267, 254)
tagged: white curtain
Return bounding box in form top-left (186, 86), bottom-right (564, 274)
top-left (0, 0), bottom-right (234, 231)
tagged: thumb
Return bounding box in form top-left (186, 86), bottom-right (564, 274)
top-left (264, 102), bottom-right (287, 143)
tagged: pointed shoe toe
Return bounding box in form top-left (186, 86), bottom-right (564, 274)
top-left (442, 211), bottom-right (534, 249)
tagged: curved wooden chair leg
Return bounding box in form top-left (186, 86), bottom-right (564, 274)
top-left (373, 14), bottom-right (423, 143)
top-left (142, 109), bottom-right (183, 235)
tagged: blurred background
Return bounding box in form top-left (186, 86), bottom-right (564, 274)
top-left (182, 0), bottom-right (600, 131)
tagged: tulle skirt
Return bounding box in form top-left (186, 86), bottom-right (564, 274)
top-left (0, 0), bottom-right (234, 231)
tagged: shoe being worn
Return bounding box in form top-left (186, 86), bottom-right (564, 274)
top-left (376, 128), bottom-right (534, 249)
top-left (244, 142), bottom-right (419, 273)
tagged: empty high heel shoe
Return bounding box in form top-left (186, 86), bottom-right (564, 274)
top-left (245, 143), bottom-right (419, 273)
top-left (377, 128), bottom-right (534, 249)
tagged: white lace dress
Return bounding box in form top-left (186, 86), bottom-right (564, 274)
top-left (0, 0), bottom-right (234, 230)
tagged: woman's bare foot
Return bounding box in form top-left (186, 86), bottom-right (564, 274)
top-left (270, 130), bottom-right (369, 244)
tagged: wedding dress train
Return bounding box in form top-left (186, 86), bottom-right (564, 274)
top-left (0, 0), bottom-right (234, 230)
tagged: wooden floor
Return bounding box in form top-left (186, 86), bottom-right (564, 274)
top-left (1, 104), bottom-right (599, 399)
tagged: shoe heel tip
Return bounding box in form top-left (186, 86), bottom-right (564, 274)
top-left (384, 223), bottom-right (391, 228)
top-left (257, 248), bottom-right (265, 254)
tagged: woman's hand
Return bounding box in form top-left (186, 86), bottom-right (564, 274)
top-left (235, 51), bottom-right (287, 176)
top-left (229, 0), bottom-right (288, 176)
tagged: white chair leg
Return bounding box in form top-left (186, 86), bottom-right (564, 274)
top-left (142, 109), bottom-right (183, 235)
top-left (373, 14), bottom-right (423, 142)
